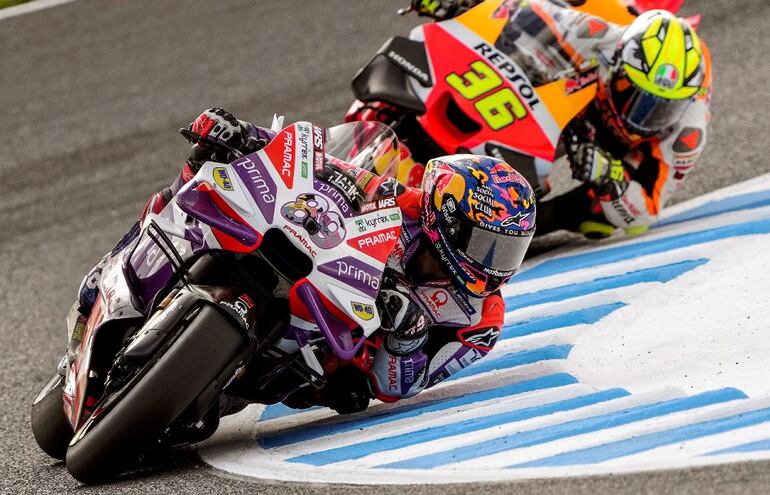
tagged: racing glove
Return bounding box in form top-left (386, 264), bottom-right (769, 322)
top-left (564, 118), bottom-right (630, 203)
top-left (570, 142), bottom-right (630, 201)
top-left (370, 283), bottom-right (430, 401)
top-left (377, 283), bottom-right (429, 338)
top-left (184, 107), bottom-right (264, 167)
top-left (410, 0), bottom-right (481, 19)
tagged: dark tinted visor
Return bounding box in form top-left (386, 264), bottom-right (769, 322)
top-left (611, 75), bottom-right (691, 135)
top-left (455, 222), bottom-right (533, 273)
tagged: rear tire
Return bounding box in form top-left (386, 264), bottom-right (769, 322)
top-left (31, 375), bottom-right (73, 460)
top-left (65, 305), bottom-right (245, 484)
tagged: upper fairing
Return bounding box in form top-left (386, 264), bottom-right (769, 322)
top-left (406, 0), bottom-right (624, 162)
top-left (175, 122), bottom-right (402, 333)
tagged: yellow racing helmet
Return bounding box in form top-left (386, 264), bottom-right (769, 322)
top-left (607, 10), bottom-right (705, 136)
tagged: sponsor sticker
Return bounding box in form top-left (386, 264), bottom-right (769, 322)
top-left (577, 18), bottom-right (609, 39)
top-left (356, 230), bottom-right (397, 249)
top-left (458, 326), bottom-right (500, 351)
top-left (297, 124), bottom-right (311, 179)
top-left (318, 257), bottom-right (381, 296)
top-left (314, 180), bottom-right (353, 217)
top-left (416, 288), bottom-right (450, 319)
top-left (351, 301), bottom-right (375, 321)
top-left (326, 170), bottom-right (364, 206)
top-left (282, 224), bottom-right (318, 257)
top-left (213, 167), bottom-right (234, 191)
top-left (387, 49), bottom-right (430, 85)
top-left (655, 64), bottom-right (679, 89)
top-left (471, 41), bottom-right (541, 110)
top-left (565, 67), bottom-right (599, 95)
top-left (500, 211), bottom-right (531, 228)
top-left (219, 296), bottom-right (252, 325)
top-left (360, 197), bottom-right (398, 213)
top-left (673, 127), bottom-right (704, 152)
top-left (356, 213), bottom-right (394, 232)
top-left (313, 126), bottom-right (325, 172)
top-left (232, 156), bottom-right (278, 222)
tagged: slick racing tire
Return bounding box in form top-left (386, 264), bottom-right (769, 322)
top-left (65, 305), bottom-right (245, 484)
top-left (31, 374), bottom-right (73, 460)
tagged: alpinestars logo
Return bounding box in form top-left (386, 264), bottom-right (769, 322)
top-left (501, 211), bottom-right (531, 228)
top-left (459, 326), bottom-right (500, 351)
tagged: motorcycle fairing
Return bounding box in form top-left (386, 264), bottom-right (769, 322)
top-left (400, 0), bottom-right (688, 163)
top-left (175, 122), bottom-right (402, 335)
top-left (351, 36), bottom-right (431, 115)
top-left (406, 0), bottom-right (599, 166)
top-left (64, 243), bottom-right (146, 428)
top-left (64, 122), bottom-right (401, 429)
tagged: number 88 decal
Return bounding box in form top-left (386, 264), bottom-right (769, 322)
top-left (445, 60), bottom-right (528, 131)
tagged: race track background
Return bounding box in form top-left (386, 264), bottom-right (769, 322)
top-left (2, 0), bottom-right (770, 493)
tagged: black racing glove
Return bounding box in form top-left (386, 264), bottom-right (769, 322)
top-left (184, 107), bottom-right (264, 166)
top-left (411, 0), bottom-right (480, 19)
top-left (569, 142), bottom-right (629, 201)
top-left (377, 283), bottom-right (429, 339)
top-left (564, 122), bottom-right (629, 202)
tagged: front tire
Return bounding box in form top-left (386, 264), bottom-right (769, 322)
top-left (31, 374), bottom-right (73, 460)
top-left (65, 305), bottom-right (245, 484)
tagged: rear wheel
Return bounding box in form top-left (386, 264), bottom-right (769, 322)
top-left (65, 305), bottom-right (246, 484)
top-left (31, 373), bottom-right (73, 460)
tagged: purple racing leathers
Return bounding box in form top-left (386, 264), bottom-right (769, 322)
top-left (368, 203), bottom-right (506, 403)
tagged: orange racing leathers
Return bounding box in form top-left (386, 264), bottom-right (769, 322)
top-left (401, 0), bottom-right (712, 236)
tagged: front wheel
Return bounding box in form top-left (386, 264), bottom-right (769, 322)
top-left (65, 304), bottom-right (246, 484)
top-left (31, 373), bottom-right (73, 460)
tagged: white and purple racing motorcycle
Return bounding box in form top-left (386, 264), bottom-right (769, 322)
top-left (31, 120), bottom-right (406, 483)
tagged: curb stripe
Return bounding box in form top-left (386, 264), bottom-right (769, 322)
top-left (443, 345), bottom-right (573, 383)
top-left (504, 259), bottom-right (708, 311)
top-left (706, 438), bottom-right (770, 456)
top-left (0, 0), bottom-right (78, 20)
top-left (288, 388), bottom-right (630, 466)
top-left (513, 218), bottom-right (770, 283)
top-left (656, 189), bottom-right (770, 227)
top-left (260, 373), bottom-right (578, 449)
top-left (380, 388), bottom-right (747, 469)
top-left (515, 405), bottom-right (770, 467)
top-left (502, 302), bottom-right (625, 339)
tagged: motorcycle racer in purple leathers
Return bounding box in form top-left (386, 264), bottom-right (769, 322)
top-left (77, 108), bottom-right (536, 414)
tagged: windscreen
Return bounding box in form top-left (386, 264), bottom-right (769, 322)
top-left (324, 121), bottom-right (401, 180)
top-left (491, 1), bottom-right (586, 86)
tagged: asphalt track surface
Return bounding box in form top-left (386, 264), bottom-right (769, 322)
top-left (1, 0), bottom-right (769, 493)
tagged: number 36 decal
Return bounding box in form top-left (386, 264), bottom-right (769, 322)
top-left (446, 60), bottom-right (528, 131)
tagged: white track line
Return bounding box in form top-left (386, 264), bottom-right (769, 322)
top-left (0, 0), bottom-right (78, 21)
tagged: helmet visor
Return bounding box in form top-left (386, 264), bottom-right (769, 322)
top-left (457, 224), bottom-right (533, 274)
top-left (611, 74), bottom-right (691, 135)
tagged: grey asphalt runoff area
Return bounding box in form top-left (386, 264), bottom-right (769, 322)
top-left (1, 0), bottom-right (769, 493)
